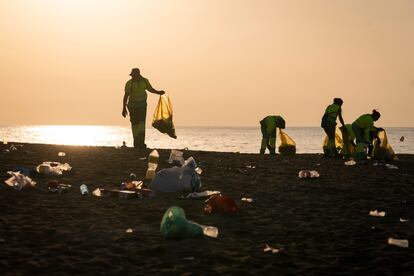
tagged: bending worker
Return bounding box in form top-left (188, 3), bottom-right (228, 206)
top-left (321, 98), bottom-right (345, 157)
top-left (351, 110), bottom-right (382, 160)
top-left (260, 115), bottom-right (286, 155)
top-left (122, 68), bottom-right (165, 150)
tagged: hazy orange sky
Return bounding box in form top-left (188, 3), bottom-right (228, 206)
top-left (0, 0), bottom-right (413, 127)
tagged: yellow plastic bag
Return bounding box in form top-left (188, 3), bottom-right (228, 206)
top-left (278, 129), bottom-right (296, 155)
top-left (322, 128), bottom-right (344, 155)
top-left (152, 94), bottom-right (177, 139)
top-left (339, 126), bottom-right (356, 157)
top-left (372, 130), bottom-right (397, 161)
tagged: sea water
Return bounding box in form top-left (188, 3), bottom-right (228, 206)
top-left (0, 125), bottom-right (413, 154)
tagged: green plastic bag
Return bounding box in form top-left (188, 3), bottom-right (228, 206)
top-left (160, 206), bottom-right (203, 239)
top-left (152, 94), bottom-right (177, 139)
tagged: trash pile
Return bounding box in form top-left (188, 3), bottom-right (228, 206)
top-left (36, 161), bottom-right (72, 176)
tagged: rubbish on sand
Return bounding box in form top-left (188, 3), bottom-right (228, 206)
top-left (388, 238), bottom-right (409, 248)
top-left (385, 164), bottom-right (399, 170)
top-left (121, 180), bottom-right (143, 191)
top-left (264, 244), bottom-right (282, 254)
top-left (145, 150), bottom-right (159, 181)
top-left (204, 195), bottom-right (238, 214)
top-left (298, 170), bottom-right (320, 179)
top-left (80, 184), bottom-right (89, 195)
top-left (92, 188), bottom-right (102, 197)
top-left (195, 167), bottom-right (203, 175)
top-left (58, 152), bottom-right (66, 157)
top-left (246, 165), bottom-right (256, 169)
top-left (47, 180), bottom-right (71, 193)
top-left (369, 210), bottom-right (385, 217)
top-left (36, 162), bottom-right (72, 176)
top-left (91, 188), bottom-right (142, 199)
top-left (180, 190), bottom-right (221, 199)
top-left (4, 171), bottom-right (36, 190)
top-left (150, 157), bottom-right (201, 193)
top-left (160, 206), bottom-right (203, 239)
top-left (168, 149), bottom-right (184, 166)
top-left (241, 197), bottom-right (254, 203)
top-left (400, 218), bottom-right (410, 223)
top-left (126, 228), bottom-right (133, 233)
top-left (344, 160), bottom-right (356, 166)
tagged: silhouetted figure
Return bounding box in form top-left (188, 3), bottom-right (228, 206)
top-left (122, 68), bottom-right (165, 149)
top-left (259, 115), bottom-right (285, 155)
top-left (321, 98), bottom-right (345, 157)
top-left (351, 110), bottom-right (383, 160)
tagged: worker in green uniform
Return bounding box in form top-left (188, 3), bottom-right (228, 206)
top-left (321, 98), bottom-right (345, 157)
top-left (260, 115), bottom-right (286, 155)
top-left (351, 110), bottom-right (383, 160)
top-left (122, 68), bottom-right (165, 149)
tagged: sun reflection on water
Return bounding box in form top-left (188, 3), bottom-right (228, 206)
top-left (26, 125), bottom-right (123, 146)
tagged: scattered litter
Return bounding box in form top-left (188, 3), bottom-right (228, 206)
top-left (264, 244), bottom-right (282, 254)
top-left (58, 152), bottom-right (66, 157)
top-left (9, 145), bottom-right (18, 151)
top-left (139, 157), bottom-right (147, 160)
top-left (204, 195), bottom-right (238, 214)
top-left (181, 190), bottom-right (221, 199)
top-left (36, 162), bottom-right (72, 176)
top-left (168, 149), bottom-right (184, 166)
top-left (316, 163), bottom-right (321, 166)
top-left (145, 150), bottom-right (159, 181)
top-left (129, 173), bottom-right (137, 180)
top-left (92, 188), bottom-right (102, 197)
top-left (246, 165), bottom-right (256, 169)
top-left (344, 160), bottom-right (356, 166)
top-left (385, 164), bottom-right (399, 170)
top-left (369, 210), bottom-right (386, 217)
top-left (388, 238), bottom-right (409, 248)
top-left (80, 184), bottom-right (89, 195)
top-left (126, 228), bottom-right (133, 233)
top-left (195, 167), bottom-right (203, 175)
top-left (4, 171), bottom-right (36, 190)
top-left (47, 180), bottom-right (71, 193)
top-left (121, 180), bottom-right (143, 191)
top-left (298, 170), bottom-right (320, 179)
top-left (199, 225), bottom-right (218, 238)
top-left (400, 218), bottom-right (410, 223)
top-left (241, 197), bottom-right (254, 203)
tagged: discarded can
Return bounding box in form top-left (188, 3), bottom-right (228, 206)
top-left (80, 184), bottom-right (89, 195)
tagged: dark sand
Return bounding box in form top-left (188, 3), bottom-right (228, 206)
top-left (1, 143), bottom-right (413, 275)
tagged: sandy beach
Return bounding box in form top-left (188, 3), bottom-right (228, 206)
top-left (1, 143), bottom-right (413, 275)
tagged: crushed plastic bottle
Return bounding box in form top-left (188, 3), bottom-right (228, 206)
top-left (388, 238), bottom-right (409, 248)
top-left (80, 184), bottom-right (89, 195)
top-left (369, 210), bottom-right (385, 217)
top-left (298, 170), bottom-right (320, 179)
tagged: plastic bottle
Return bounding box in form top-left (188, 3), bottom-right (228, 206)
top-left (388, 238), bottom-right (409, 248)
top-left (80, 184), bottom-right (89, 195)
top-left (145, 150), bottom-right (159, 181)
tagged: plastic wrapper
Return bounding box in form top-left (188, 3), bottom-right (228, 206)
top-left (4, 171), bottom-right (36, 190)
top-left (152, 94), bottom-right (177, 139)
top-left (278, 129), bottom-right (296, 155)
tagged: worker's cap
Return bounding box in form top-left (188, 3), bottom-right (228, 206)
top-left (129, 68), bottom-right (140, 76)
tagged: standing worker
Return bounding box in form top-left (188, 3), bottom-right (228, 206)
top-left (122, 68), bottom-right (165, 150)
top-left (260, 115), bottom-right (286, 155)
top-left (351, 110), bottom-right (382, 160)
top-left (321, 98), bottom-right (345, 157)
